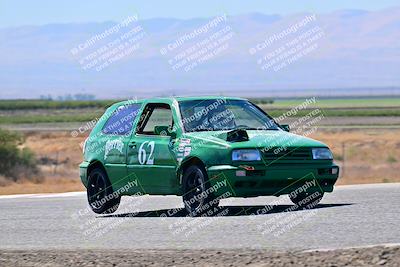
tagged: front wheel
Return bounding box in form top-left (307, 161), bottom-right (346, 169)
top-left (289, 190), bottom-right (324, 209)
top-left (182, 165), bottom-right (219, 216)
top-left (87, 167), bottom-right (120, 214)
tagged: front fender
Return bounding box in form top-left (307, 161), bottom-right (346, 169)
top-left (79, 161), bottom-right (90, 187)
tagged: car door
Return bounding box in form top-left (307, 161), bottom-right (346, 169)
top-left (101, 103), bottom-right (142, 192)
top-left (126, 102), bottom-right (179, 194)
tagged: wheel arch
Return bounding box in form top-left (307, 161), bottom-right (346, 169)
top-left (87, 160), bottom-right (107, 178)
top-left (177, 156), bottom-right (207, 185)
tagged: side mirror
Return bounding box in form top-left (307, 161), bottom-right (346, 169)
top-left (281, 124), bottom-right (290, 132)
top-left (169, 130), bottom-right (177, 139)
top-left (154, 125), bottom-right (177, 138)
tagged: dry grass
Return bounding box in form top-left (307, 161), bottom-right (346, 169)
top-left (1, 129), bottom-right (399, 195)
top-left (310, 129), bottom-right (400, 184)
top-left (0, 179), bottom-right (84, 195)
top-left (0, 131), bottom-right (87, 195)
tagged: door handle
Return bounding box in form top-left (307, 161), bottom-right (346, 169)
top-left (128, 141), bottom-right (136, 148)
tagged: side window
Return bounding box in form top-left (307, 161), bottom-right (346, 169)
top-left (137, 104), bottom-right (173, 135)
top-left (102, 104), bottom-right (141, 135)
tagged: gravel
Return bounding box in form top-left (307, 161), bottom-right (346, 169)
top-left (0, 246), bottom-right (399, 266)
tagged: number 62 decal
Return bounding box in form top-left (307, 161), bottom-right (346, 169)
top-left (138, 141), bottom-right (155, 165)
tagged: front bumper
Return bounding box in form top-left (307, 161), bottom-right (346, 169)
top-left (207, 163), bottom-right (339, 198)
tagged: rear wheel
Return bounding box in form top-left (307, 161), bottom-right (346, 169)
top-left (182, 165), bottom-right (219, 216)
top-left (87, 167), bottom-right (120, 214)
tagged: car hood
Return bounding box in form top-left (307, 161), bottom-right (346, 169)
top-left (183, 130), bottom-right (327, 149)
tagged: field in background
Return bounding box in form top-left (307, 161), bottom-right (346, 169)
top-left (1, 97), bottom-right (400, 124)
top-left (0, 96), bottom-right (399, 194)
top-left (258, 97), bottom-right (400, 118)
top-left (259, 98), bottom-right (400, 108)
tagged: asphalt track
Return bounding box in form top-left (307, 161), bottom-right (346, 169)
top-left (0, 183), bottom-right (399, 251)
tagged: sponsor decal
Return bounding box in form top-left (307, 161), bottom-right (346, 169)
top-left (104, 139), bottom-right (124, 160)
top-left (176, 138), bottom-right (192, 162)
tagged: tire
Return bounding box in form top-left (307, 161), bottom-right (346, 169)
top-left (182, 165), bottom-right (219, 216)
top-left (289, 190), bottom-right (324, 209)
top-left (87, 167), bottom-right (121, 214)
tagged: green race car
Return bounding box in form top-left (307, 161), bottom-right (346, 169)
top-left (80, 96), bottom-right (339, 216)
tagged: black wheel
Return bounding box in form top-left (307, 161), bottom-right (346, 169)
top-left (289, 190), bottom-right (324, 209)
top-left (182, 165), bottom-right (219, 216)
top-left (87, 167), bottom-right (120, 214)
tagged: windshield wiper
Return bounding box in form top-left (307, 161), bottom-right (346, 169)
top-left (190, 129), bottom-right (214, 132)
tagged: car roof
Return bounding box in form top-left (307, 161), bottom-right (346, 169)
top-left (173, 96), bottom-right (247, 101)
top-left (112, 96), bottom-right (248, 107)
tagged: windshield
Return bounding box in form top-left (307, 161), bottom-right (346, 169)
top-left (178, 99), bottom-right (280, 132)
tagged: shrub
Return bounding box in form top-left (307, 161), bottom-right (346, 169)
top-left (0, 175), bottom-right (11, 187)
top-left (0, 128), bottom-right (42, 183)
top-left (386, 155), bottom-right (397, 163)
top-left (333, 153), bottom-right (343, 161)
top-left (250, 98), bottom-right (274, 104)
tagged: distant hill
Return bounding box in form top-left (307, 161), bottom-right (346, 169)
top-left (0, 7), bottom-right (399, 99)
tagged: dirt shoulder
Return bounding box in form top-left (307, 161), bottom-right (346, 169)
top-left (0, 245), bottom-right (398, 266)
top-left (0, 180), bottom-right (83, 195)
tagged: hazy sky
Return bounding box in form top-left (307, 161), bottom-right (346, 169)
top-left (1, 0), bottom-right (399, 27)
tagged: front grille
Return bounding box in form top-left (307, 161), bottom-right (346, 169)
top-left (261, 147), bottom-right (312, 161)
top-left (246, 170), bottom-right (266, 176)
top-left (234, 181), bottom-right (257, 188)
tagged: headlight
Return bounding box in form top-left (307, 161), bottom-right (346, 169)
top-left (312, 148), bottom-right (333, 160)
top-left (232, 149), bottom-right (261, 161)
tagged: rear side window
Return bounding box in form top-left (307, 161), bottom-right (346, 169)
top-left (102, 104), bottom-right (141, 135)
